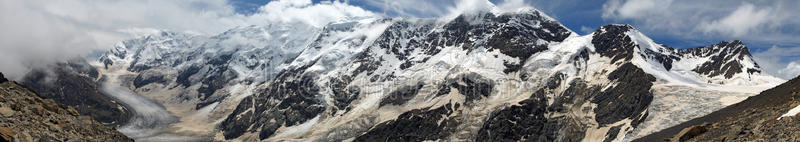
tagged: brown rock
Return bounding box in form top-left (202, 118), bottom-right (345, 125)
top-left (0, 106), bottom-right (14, 117)
top-left (0, 126), bottom-right (15, 141)
top-left (671, 123), bottom-right (709, 142)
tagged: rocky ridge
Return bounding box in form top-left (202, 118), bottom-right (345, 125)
top-left (0, 72), bottom-right (132, 141)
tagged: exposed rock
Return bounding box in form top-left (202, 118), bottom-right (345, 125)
top-left (671, 123), bottom-right (710, 142)
top-left (355, 103), bottom-right (460, 141)
top-left (379, 82), bottom-right (424, 107)
top-left (21, 60), bottom-right (131, 126)
top-left (593, 63), bottom-right (654, 126)
top-left (220, 64), bottom-right (325, 140)
top-left (592, 24), bottom-right (636, 64)
top-left (680, 40), bottom-right (757, 79)
top-left (330, 76), bottom-right (360, 112)
top-left (0, 75), bottom-right (132, 141)
top-left (444, 73), bottom-right (495, 103)
top-left (0, 73), bottom-right (7, 83)
top-left (132, 70), bottom-right (166, 88)
top-left (477, 91), bottom-right (557, 141)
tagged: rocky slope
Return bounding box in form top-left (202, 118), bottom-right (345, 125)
top-left (22, 59), bottom-right (132, 126)
top-left (24, 5), bottom-right (783, 142)
top-left (0, 72), bottom-right (132, 141)
top-left (636, 75), bottom-right (800, 141)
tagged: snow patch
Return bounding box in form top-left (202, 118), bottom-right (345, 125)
top-left (778, 104), bottom-right (800, 120)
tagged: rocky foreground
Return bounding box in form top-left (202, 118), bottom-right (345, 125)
top-left (0, 72), bottom-right (131, 141)
top-left (637, 75), bottom-right (800, 141)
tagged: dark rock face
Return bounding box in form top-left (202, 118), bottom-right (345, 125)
top-left (355, 103), bottom-right (460, 141)
top-left (593, 63), bottom-right (654, 126)
top-left (0, 73), bottom-right (6, 83)
top-left (176, 65), bottom-right (201, 87)
top-left (604, 125), bottom-right (623, 142)
top-left (592, 24), bottom-right (636, 64)
top-left (0, 79), bottom-right (132, 141)
top-left (196, 95), bottom-right (227, 110)
top-left (550, 78), bottom-right (595, 114)
top-left (486, 12), bottom-right (571, 59)
top-left (21, 61), bottom-right (131, 126)
top-left (477, 91), bottom-right (556, 141)
top-left (642, 47), bottom-right (681, 71)
top-left (133, 71), bottom-right (166, 88)
top-left (355, 74), bottom-right (495, 141)
top-left (220, 64), bottom-right (325, 140)
top-left (380, 82), bottom-right (424, 107)
top-left (330, 76), bottom-right (359, 111)
top-left (196, 66), bottom-right (237, 101)
top-left (680, 40), bottom-right (755, 79)
top-left (477, 73), bottom-right (592, 142)
top-left (444, 73), bottom-right (495, 103)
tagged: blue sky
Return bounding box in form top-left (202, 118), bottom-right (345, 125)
top-left (1, 0), bottom-right (797, 79)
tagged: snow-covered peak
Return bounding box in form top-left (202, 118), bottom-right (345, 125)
top-left (586, 24), bottom-right (782, 88)
top-left (619, 26), bottom-right (783, 87)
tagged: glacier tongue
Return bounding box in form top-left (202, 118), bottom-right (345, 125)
top-left (623, 85), bottom-right (756, 140)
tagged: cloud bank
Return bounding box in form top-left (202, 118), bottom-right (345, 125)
top-left (602, 0), bottom-right (799, 40)
top-left (0, 0), bottom-right (246, 79)
top-left (0, 0), bottom-right (373, 80)
top-left (354, 0), bottom-right (535, 18)
top-left (246, 0), bottom-right (374, 27)
top-left (753, 46), bottom-right (800, 79)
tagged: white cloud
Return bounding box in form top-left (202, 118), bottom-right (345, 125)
top-left (496, 0), bottom-right (527, 11)
top-left (0, 0), bottom-right (374, 80)
top-left (354, 0), bottom-right (535, 19)
top-left (602, 0), bottom-right (800, 40)
top-left (0, 0), bottom-right (246, 79)
top-left (698, 3), bottom-right (775, 37)
top-left (447, 0), bottom-right (501, 17)
top-left (246, 0), bottom-right (374, 27)
top-left (353, 0), bottom-right (455, 18)
top-left (777, 61), bottom-right (800, 79)
top-left (752, 46), bottom-right (800, 79)
top-left (580, 26), bottom-right (595, 34)
top-left (603, 0), bottom-right (673, 19)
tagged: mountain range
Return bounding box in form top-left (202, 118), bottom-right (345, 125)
top-left (9, 6), bottom-right (793, 142)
